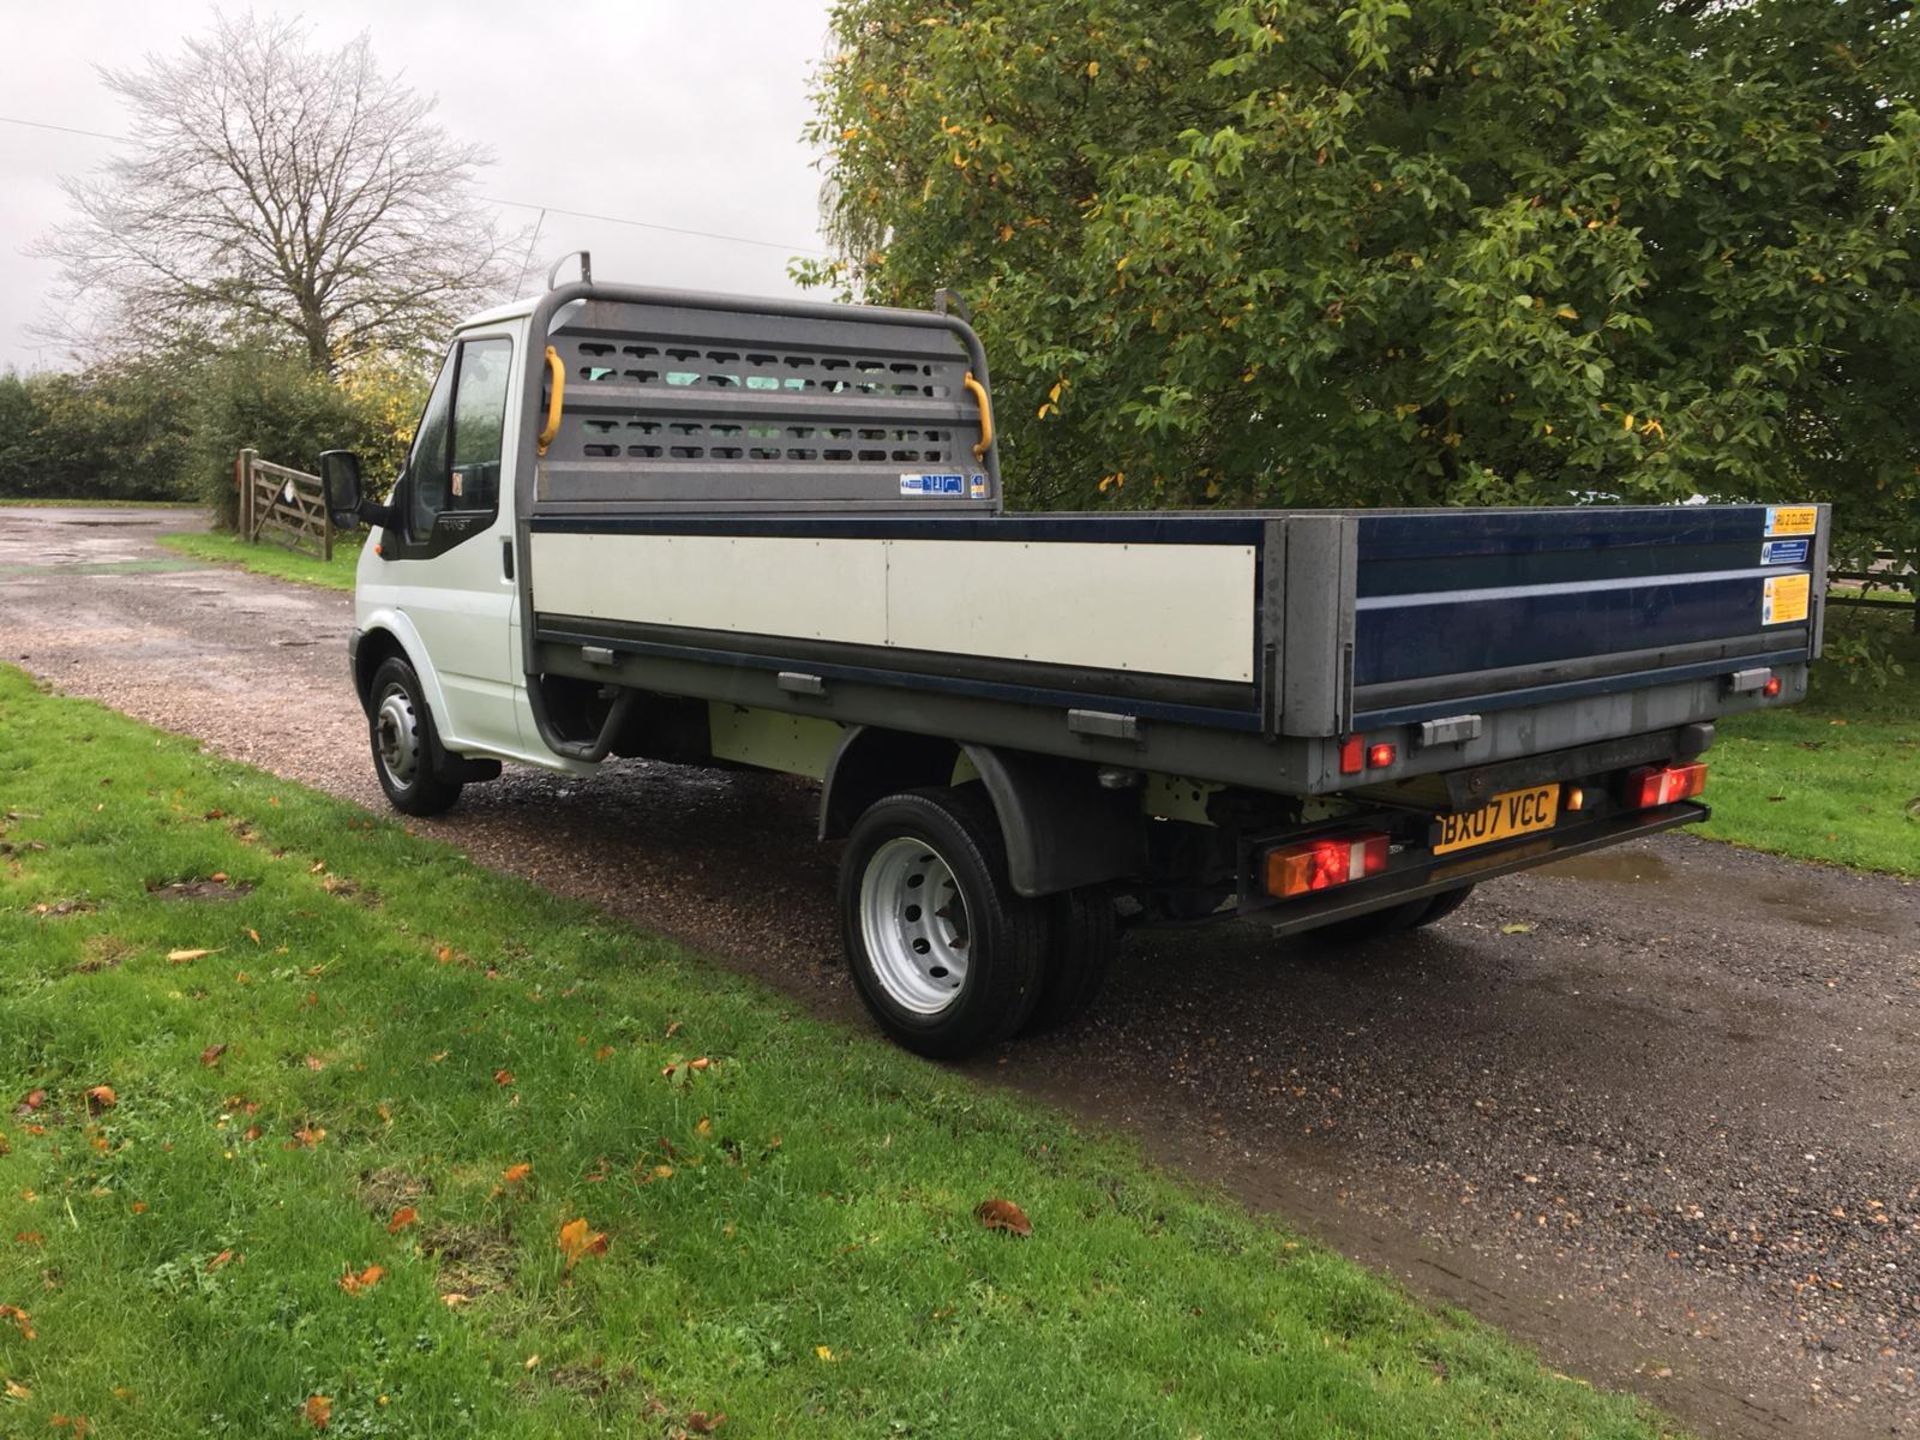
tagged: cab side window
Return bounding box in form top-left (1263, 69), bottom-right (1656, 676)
top-left (449, 338), bottom-right (512, 513)
top-left (403, 336), bottom-right (514, 542)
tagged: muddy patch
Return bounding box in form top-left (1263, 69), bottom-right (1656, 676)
top-left (423, 1219), bottom-right (518, 1300)
top-left (358, 1165), bottom-right (433, 1215)
top-left (1536, 850), bottom-right (1675, 884)
top-left (147, 877), bottom-right (255, 902)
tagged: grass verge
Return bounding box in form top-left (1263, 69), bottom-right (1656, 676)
top-left (1703, 606), bottom-right (1919, 876)
top-left (158, 529), bottom-right (361, 591)
top-left (0, 666), bottom-right (1674, 1438)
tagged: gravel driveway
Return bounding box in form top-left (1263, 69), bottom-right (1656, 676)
top-left (3, 505), bottom-right (1916, 1439)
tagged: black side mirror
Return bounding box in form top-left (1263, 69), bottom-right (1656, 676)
top-left (320, 450), bottom-right (365, 530)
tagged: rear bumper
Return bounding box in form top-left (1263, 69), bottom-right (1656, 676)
top-left (1254, 800), bottom-right (1709, 937)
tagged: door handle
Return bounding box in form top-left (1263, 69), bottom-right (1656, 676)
top-left (501, 538), bottom-right (515, 580)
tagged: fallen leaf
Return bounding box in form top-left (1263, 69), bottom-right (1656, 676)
top-left (665, 1021), bottom-right (682, 1039)
top-left (14, 1231), bottom-right (44, 1246)
top-left (14, 1089), bottom-right (45, 1117)
top-left (199, 1043), bottom-right (228, 1068)
top-left (0, 1303), bottom-right (34, 1340)
top-left (493, 1069), bottom-right (515, 1087)
top-left (247, 929), bottom-right (260, 945)
top-left (292, 1125), bottom-right (326, 1148)
top-left (1498, 923), bottom-right (1535, 936)
top-left (523, 1353), bottom-right (540, 1371)
top-left (338, 1264), bottom-right (385, 1294)
top-left (689, 1057), bottom-right (711, 1072)
top-left (558, 1216), bottom-right (608, 1271)
top-left (440, 1292), bottom-right (472, 1307)
top-left (502, 1162), bottom-right (532, 1185)
top-left (167, 948), bottom-right (216, 964)
top-left (594, 1045), bottom-right (614, 1061)
top-left (815, 1345), bottom-right (836, 1362)
top-left (130, 1202), bottom-right (147, 1214)
top-left (85, 1086), bottom-right (116, 1114)
top-left (688, 1411), bottom-right (728, 1433)
top-left (975, 1198), bottom-right (1034, 1237)
top-left (304, 1394), bottom-right (332, 1429)
top-left (4, 1379), bottom-right (28, 1399)
top-left (387, 1206), bottom-right (418, 1234)
top-left (207, 1249), bottom-right (235, 1271)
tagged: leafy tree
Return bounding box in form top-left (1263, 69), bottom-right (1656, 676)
top-left (804, 0), bottom-right (1920, 569)
top-left (38, 11), bottom-right (520, 373)
top-left (183, 348), bottom-right (428, 526)
top-left (0, 363), bottom-right (193, 501)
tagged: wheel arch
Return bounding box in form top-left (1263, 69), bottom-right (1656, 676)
top-left (351, 610), bottom-right (450, 723)
top-left (819, 725), bottom-right (1145, 898)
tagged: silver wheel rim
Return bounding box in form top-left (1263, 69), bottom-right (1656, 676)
top-left (859, 836), bottom-right (971, 1015)
top-left (375, 683), bottom-right (421, 786)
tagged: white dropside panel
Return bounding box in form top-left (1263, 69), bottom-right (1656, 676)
top-left (531, 532), bottom-right (1257, 683)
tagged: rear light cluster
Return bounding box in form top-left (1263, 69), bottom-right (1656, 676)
top-left (1624, 762), bottom-right (1708, 809)
top-left (1265, 832), bottom-right (1388, 899)
top-left (1338, 736), bottom-right (1397, 775)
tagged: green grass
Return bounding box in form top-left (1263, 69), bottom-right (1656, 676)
top-left (158, 529), bottom-right (362, 591)
top-left (1703, 606), bottom-right (1919, 875)
top-left (0, 667), bottom-right (1676, 1439)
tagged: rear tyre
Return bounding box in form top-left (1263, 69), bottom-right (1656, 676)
top-left (1022, 886), bottom-right (1120, 1035)
top-left (367, 656), bottom-right (464, 818)
top-left (839, 788), bottom-right (1046, 1059)
top-left (1313, 884), bottom-right (1476, 944)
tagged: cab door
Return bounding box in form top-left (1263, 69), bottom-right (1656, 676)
top-left (378, 334), bottom-right (522, 754)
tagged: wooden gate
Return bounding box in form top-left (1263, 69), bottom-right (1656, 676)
top-left (235, 448), bottom-right (332, 561)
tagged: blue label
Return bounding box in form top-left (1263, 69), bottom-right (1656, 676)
top-left (1761, 539), bottom-right (1809, 566)
top-left (900, 472), bottom-right (964, 495)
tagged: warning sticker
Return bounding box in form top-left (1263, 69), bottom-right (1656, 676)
top-left (1761, 538), bottom-right (1809, 566)
top-left (900, 473), bottom-right (964, 496)
top-left (1765, 505), bottom-right (1817, 537)
top-left (1762, 572), bottom-right (1811, 625)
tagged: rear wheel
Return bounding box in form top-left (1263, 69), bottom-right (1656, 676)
top-left (1022, 886), bottom-right (1120, 1035)
top-left (367, 656), bottom-right (464, 818)
top-left (839, 788), bottom-right (1046, 1059)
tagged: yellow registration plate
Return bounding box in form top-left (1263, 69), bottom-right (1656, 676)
top-left (1432, 784), bottom-right (1561, 856)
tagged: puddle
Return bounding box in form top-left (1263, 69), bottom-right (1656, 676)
top-left (1537, 851), bottom-right (1674, 884)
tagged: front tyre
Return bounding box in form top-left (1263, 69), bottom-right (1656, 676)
top-left (839, 788), bottom-right (1046, 1059)
top-left (367, 656), bottom-right (464, 817)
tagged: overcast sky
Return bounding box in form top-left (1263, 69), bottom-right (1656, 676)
top-left (0, 0), bottom-right (836, 371)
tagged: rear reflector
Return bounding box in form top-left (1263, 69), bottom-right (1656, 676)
top-left (1763, 675), bottom-right (1782, 698)
top-left (1338, 735), bottom-right (1365, 775)
top-left (1624, 763), bottom-right (1708, 810)
top-left (1265, 832), bottom-right (1390, 900)
top-left (1367, 742), bottom-right (1396, 769)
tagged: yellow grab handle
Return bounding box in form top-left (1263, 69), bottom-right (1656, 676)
top-left (537, 345), bottom-right (565, 456)
top-left (962, 370), bottom-right (994, 462)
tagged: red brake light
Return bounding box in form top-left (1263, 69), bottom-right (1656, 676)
top-left (1763, 675), bottom-right (1782, 698)
top-left (1265, 832), bottom-right (1389, 899)
top-left (1367, 742), bottom-right (1396, 769)
top-left (1338, 735), bottom-right (1365, 775)
top-left (1624, 763), bottom-right (1708, 809)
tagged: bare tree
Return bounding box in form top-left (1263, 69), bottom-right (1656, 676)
top-left (38, 12), bottom-right (522, 371)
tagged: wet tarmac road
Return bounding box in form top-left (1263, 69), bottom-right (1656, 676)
top-left (3, 506), bottom-right (1916, 1438)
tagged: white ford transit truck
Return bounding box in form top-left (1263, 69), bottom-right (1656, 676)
top-left (320, 274), bottom-right (1828, 1058)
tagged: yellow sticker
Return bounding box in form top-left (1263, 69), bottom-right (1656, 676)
top-left (1763, 572), bottom-right (1810, 625)
top-left (1765, 505), bottom-right (1817, 537)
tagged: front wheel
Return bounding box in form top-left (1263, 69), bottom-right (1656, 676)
top-left (838, 788), bottom-right (1046, 1059)
top-left (367, 656), bottom-right (464, 817)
